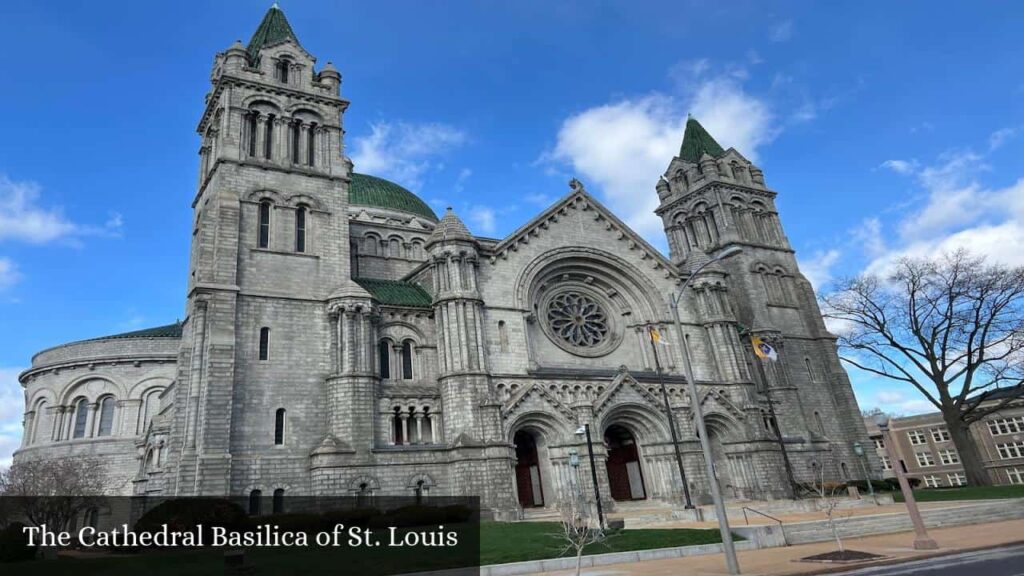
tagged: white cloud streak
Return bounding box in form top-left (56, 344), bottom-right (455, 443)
top-left (350, 122), bottom-right (467, 190)
top-left (0, 367), bottom-right (25, 469)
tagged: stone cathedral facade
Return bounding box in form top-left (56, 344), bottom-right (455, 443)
top-left (15, 7), bottom-right (877, 518)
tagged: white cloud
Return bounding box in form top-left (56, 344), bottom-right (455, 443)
top-left (989, 127), bottom-right (1019, 151)
top-left (550, 64), bottom-right (775, 242)
top-left (853, 217), bottom-right (887, 258)
top-left (0, 258), bottom-right (19, 291)
top-left (798, 249), bottom-right (841, 293)
top-left (879, 159), bottom-right (917, 175)
top-left (524, 193), bottom-right (554, 207)
top-left (467, 206), bottom-right (497, 236)
top-left (0, 175), bottom-right (77, 244)
top-left (454, 168), bottom-right (472, 193)
top-left (768, 20), bottom-right (794, 42)
top-left (350, 122), bottom-right (467, 190)
top-left (0, 367), bottom-right (25, 469)
top-left (869, 389), bottom-right (934, 415)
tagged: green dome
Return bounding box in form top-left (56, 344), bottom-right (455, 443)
top-left (348, 173), bottom-right (438, 222)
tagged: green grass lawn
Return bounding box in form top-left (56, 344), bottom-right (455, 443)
top-left (479, 521), bottom-right (730, 565)
top-left (891, 484), bottom-right (1024, 502)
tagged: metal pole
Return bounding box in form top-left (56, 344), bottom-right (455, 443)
top-left (649, 329), bottom-right (695, 509)
top-left (753, 352), bottom-right (799, 498)
top-left (584, 424), bottom-right (605, 529)
top-left (670, 296), bottom-right (740, 575)
top-left (879, 424), bottom-right (937, 550)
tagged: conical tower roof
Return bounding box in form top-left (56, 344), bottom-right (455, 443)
top-left (679, 116), bottom-right (726, 163)
top-left (247, 4), bottom-right (301, 64)
top-left (427, 208), bottom-right (473, 245)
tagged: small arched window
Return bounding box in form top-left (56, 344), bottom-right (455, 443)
top-left (258, 201), bottom-right (271, 248)
top-left (307, 123), bottom-right (316, 166)
top-left (276, 60), bottom-right (289, 83)
top-left (814, 411), bottom-right (826, 436)
top-left (290, 122), bottom-right (301, 163)
top-left (264, 114), bottom-right (275, 159)
top-left (295, 206), bottom-right (307, 253)
top-left (392, 407), bottom-right (404, 445)
top-left (72, 398), bottom-right (89, 439)
top-left (805, 358), bottom-right (817, 382)
top-left (249, 489), bottom-right (262, 515)
top-left (401, 340), bottom-right (413, 380)
top-left (259, 327), bottom-right (270, 361)
top-left (31, 400), bottom-right (49, 444)
top-left (247, 113), bottom-right (259, 157)
top-left (273, 488), bottom-right (285, 514)
top-left (498, 321), bottom-right (509, 352)
top-left (274, 408), bottom-right (286, 445)
top-left (379, 341), bottom-right (391, 379)
top-left (97, 396), bottom-right (115, 437)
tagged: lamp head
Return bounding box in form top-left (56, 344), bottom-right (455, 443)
top-left (714, 246), bottom-right (743, 261)
top-left (852, 441), bottom-right (864, 456)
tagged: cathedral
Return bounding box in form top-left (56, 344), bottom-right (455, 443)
top-left (14, 6), bottom-right (877, 519)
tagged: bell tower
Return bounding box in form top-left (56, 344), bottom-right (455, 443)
top-left (170, 5), bottom-right (356, 495)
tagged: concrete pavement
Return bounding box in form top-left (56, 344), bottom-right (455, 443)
top-left (531, 518), bottom-right (1024, 576)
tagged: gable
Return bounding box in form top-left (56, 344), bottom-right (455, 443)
top-left (593, 370), bottom-right (664, 416)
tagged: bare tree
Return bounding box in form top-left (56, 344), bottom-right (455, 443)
top-left (803, 467), bottom-right (852, 553)
top-left (0, 457), bottom-right (112, 530)
top-left (551, 494), bottom-right (607, 576)
top-left (824, 250), bottom-right (1024, 486)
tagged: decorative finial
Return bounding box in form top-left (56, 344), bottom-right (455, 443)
top-left (569, 177), bottom-right (585, 193)
top-left (271, 2), bottom-right (280, 9)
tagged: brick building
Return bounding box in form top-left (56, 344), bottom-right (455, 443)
top-left (864, 387), bottom-right (1024, 488)
top-left (15, 6), bottom-right (876, 519)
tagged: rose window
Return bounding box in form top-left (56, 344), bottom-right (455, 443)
top-left (546, 291), bottom-right (610, 348)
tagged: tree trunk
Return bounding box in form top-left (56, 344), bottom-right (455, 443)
top-left (942, 409), bottom-right (991, 486)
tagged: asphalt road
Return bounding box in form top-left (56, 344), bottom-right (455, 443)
top-left (837, 544), bottom-right (1024, 576)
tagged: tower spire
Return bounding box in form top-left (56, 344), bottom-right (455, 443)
top-left (247, 4), bottom-right (301, 64)
top-left (679, 116), bottom-right (725, 162)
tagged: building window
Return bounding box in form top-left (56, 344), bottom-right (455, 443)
top-left (813, 411), bottom-right (826, 436)
top-left (874, 438), bottom-right (885, 449)
top-left (379, 340), bottom-right (391, 379)
top-left (947, 473), bottom-right (967, 487)
top-left (247, 113), bottom-right (258, 157)
top-left (907, 430), bottom-right (927, 445)
top-left (258, 201), bottom-right (271, 248)
top-left (880, 455), bottom-right (892, 470)
top-left (498, 320), bottom-right (509, 352)
top-left (915, 451), bottom-right (936, 467)
top-left (401, 340), bottom-right (413, 380)
top-left (988, 417), bottom-right (1024, 436)
top-left (392, 407), bottom-right (404, 445)
top-left (307, 123), bottom-right (316, 166)
top-left (1008, 468), bottom-right (1024, 485)
top-left (276, 60), bottom-right (289, 83)
top-left (938, 449), bottom-right (959, 465)
top-left (996, 441), bottom-right (1024, 460)
top-left (923, 475), bottom-right (941, 488)
top-left (264, 114), bottom-right (275, 159)
top-left (291, 122), bottom-right (301, 163)
top-left (274, 408), bottom-right (285, 445)
top-left (249, 490), bottom-right (262, 515)
top-left (931, 428), bottom-right (950, 443)
top-left (97, 396), bottom-right (115, 437)
top-left (273, 488), bottom-right (285, 514)
top-left (295, 206), bottom-right (307, 253)
top-left (423, 407), bottom-right (434, 443)
top-left (840, 462), bottom-right (850, 480)
top-left (804, 358), bottom-right (817, 382)
top-left (72, 399), bottom-right (89, 439)
top-left (259, 327), bottom-right (270, 361)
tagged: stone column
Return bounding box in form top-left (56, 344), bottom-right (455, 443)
top-left (400, 413), bottom-right (409, 446)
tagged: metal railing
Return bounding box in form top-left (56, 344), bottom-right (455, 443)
top-left (741, 506), bottom-right (784, 527)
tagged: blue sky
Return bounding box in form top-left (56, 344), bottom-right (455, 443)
top-left (1, 1), bottom-right (1023, 464)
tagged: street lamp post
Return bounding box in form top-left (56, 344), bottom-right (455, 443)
top-left (668, 245), bottom-right (743, 576)
top-left (575, 424), bottom-right (605, 529)
top-left (648, 331), bottom-right (695, 509)
top-left (852, 442), bottom-right (875, 498)
top-left (873, 414), bottom-right (938, 550)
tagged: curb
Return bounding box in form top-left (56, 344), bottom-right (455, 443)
top-left (797, 539), bottom-right (1024, 576)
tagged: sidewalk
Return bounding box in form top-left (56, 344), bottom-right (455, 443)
top-left (534, 518), bottom-right (1024, 575)
top-left (652, 500), bottom-right (977, 529)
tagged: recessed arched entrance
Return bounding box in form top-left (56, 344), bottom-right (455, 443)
top-left (604, 424), bottom-right (646, 501)
top-left (514, 430), bottom-right (545, 508)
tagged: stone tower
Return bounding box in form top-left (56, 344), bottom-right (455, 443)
top-left (168, 6), bottom-right (357, 495)
top-left (655, 117), bottom-right (874, 483)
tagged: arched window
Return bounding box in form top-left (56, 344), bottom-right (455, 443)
top-left (274, 408), bottom-right (286, 445)
top-left (249, 490), bottom-right (262, 515)
top-left (295, 206), bottom-right (307, 253)
top-left (423, 407), bottom-right (433, 443)
top-left (814, 411), bottom-right (826, 436)
top-left (264, 114), bottom-right (275, 159)
top-left (392, 407), bottom-right (404, 445)
top-left (72, 398), bottom-right (89, 439)
top-left (401, 340), bottom-right (413, 380)
top-left (290, 122), bottom-right (301, 163)
top-left (273, 488), bottom-right (285, 514)
top-left (247, 113), bottom-right (259, 157)
top-left (804, 358), bottom-right (817, 382)
top-left (378, 340), bottom-right (391, 379)
top-left (31, 400), bottom-right (49, 444)
top-left (276, 60), bottom-right (289, 83)
top-left (306, 123), bottom-right (316, 166)
top-left (259, 327), bottom-right (270, 361)
top-left (498, 321), bottom-right (509, 352)
top-left (258, 201), bottom-right (271, 248)
top-left (97, 396), bottom-right (115, 437)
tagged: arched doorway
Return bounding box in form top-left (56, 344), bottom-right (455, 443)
top-left (514, 430), bottom-right (545, 508)
top-left (604, 424), bottom-right (646, 501)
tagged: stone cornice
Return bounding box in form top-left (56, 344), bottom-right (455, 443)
top-left (197, 74), bottom-right (349, 133)
top-left (20, 354), bottom-right (178, 385)
top-left (655, 182), bottom-right (778, 217)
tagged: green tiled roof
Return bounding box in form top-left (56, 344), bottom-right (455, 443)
top-left (87, 322), bottom-right (183, 342)
top-left (349, 173), bottom-right (439, 222)
top-left (679, 117), bottom-right (726, 163)
top-left (354, 278), bottom-right (433, 308)
top-left (246, 5), bottom-right (300, 65)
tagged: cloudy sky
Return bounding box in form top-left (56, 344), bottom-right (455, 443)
top-left (1, 1), bottom-right (1022, 466)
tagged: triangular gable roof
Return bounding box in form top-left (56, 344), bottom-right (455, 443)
top-left (698, 388), bottom-right (746, 420)
top-left (593, 369), bottom-right (665, 415)
top-left (679, 117), bottom-right (726, 162)
top-left (502, 382), bottom-right (576, 422)
top-left (486, 188), bottom-right (677, 277)
top-left (247, 5), bottom-right (303, 65)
